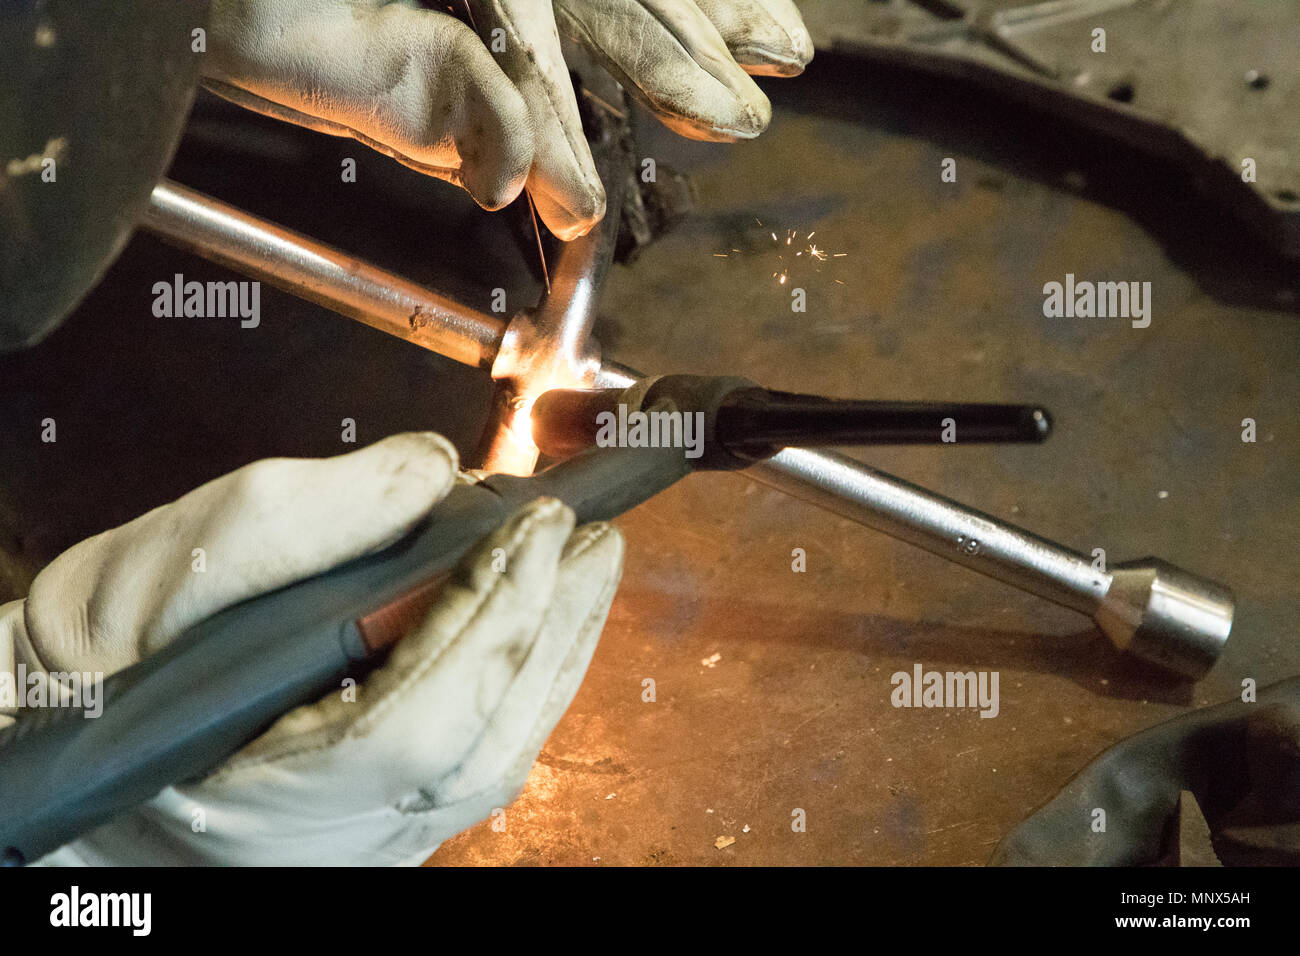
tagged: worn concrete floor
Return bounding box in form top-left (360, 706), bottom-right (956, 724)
top-left (1, 50), bottom-right (1295, 866)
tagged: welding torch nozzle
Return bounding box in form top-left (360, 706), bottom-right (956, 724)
top-left (531, 376), bottom-right (1053, 468)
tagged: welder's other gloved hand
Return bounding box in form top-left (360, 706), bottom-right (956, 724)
top-left (203, 0), bottom-right (811, 240)
top-left (990, 677), bottom-right (1300, 866)
top-left (0, 433), bottom-right (624, 865)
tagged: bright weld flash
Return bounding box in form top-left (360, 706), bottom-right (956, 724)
top-left (508, 394), bottom-right (538, 447)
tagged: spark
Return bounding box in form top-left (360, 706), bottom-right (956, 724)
top-left (711, 224), bottom-right (849, 289)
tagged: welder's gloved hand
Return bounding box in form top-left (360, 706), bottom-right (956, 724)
top-left (202, 0), bottom-right (811, 240)
top-left (990, 677), bottom-right (1300, 866)
top-left (0, 433), bottom-right (624, 865)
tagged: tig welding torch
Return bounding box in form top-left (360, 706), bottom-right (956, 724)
top-left (531, 375), bottom-right (1051, 465)
top-left (0, 377), bottom-right (1048, 864)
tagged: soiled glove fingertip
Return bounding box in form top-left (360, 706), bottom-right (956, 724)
top-left (309, 432), bottom-right (462, 560)
top-left (733, 19), bottom-right (813, 77)
top-left (365, 431), bottom-right (460, 500)
top-left (734, 91), bottom-right (773, 138)
top-left (734, 36), bottom-right (813, 77)
top-left (693, 0), bottom-right (813, 77)
top-left (468, 175), bottom-right (530, 212)
top-left (460, 153), bottom-right (532, 211)
top-left (534, 184), bottom-right (607, 241)
top-left (671, 90), bottom-right (772, 142)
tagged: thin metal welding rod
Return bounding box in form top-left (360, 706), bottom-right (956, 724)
top-left (144, 180), bottom-right (506, 370)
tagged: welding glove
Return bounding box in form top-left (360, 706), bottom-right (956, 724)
top-left (0, 432), bottom-right (624, 865)
top-left (203, 0), bottom-right (812, 240)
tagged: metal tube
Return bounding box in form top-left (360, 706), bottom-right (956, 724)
top-left (144, 180), bottom-right (506, 369)
top-left (751, 446), bottom-right (1105, 614)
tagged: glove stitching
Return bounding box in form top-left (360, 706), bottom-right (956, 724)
top-left (492, 4), bottom-right (603, 212)
top-left (557, 521), bottom-right (613, 564)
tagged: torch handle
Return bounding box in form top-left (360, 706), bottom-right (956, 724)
top-left (0, 445), bottom-right (694, 863)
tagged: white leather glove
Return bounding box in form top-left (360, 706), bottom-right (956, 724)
top-left (0, 432), bottom-right (624, 865)
top-left (203, 0), bottom-right (812, 240)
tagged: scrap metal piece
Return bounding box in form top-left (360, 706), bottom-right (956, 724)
top-left (797, 0), bottom-right (1300, 254)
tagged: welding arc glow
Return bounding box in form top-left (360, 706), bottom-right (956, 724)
top-left (508, 394), bottom-right (539, 446)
